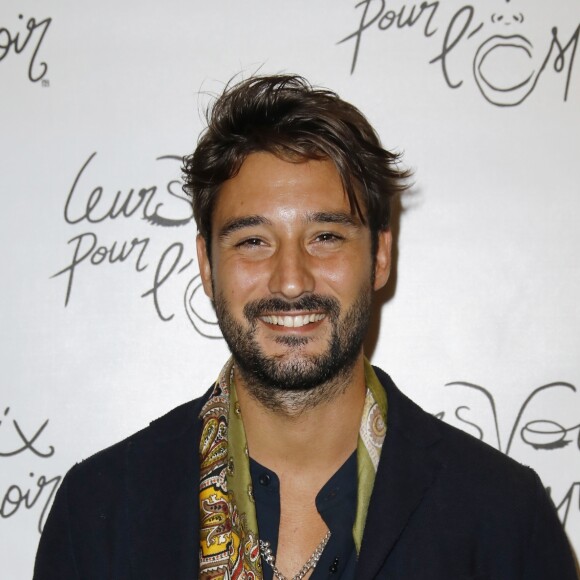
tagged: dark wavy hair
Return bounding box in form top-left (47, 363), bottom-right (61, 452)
top-left (182, 74), bottom-right (410, 258)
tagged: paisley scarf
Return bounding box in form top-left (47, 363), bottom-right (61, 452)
top-left (198, 358), bottom-right (387, 579)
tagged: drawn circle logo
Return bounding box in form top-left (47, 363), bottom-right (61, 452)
top-left (184, 275), bottom-right (223, 339)
top-left (0, 14), bottom-right (51, 83)
top-left (473, 35), bottom-right (539, 106)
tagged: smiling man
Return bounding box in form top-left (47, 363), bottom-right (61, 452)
top-left (34, 75), bottom-right (577, 579)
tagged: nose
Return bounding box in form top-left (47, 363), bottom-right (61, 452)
top-left (267, 242), bottom-right (315, 299)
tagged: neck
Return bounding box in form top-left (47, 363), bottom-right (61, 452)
top-left (234, 355), bottom-right (367, 476)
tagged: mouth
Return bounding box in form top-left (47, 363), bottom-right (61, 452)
top-left (259, 313), bottom-right (326, 328)
top-left (473, 34), bottom-right (538, 106)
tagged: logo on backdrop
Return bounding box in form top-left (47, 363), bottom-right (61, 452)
top-left (0, 14), bottom-right (51, 84)
top-left (51, 152), bottom-right (223, 339)
top-left (0, 407), bottom-right (60, 533)
top-left (339, 0), bottom-right (579, 106)
top-left (436, 380), bottom-right (580, 530)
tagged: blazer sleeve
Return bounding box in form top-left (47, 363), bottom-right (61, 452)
top-left (523, 470), bottom-right (579, 579)
top-left (33, 471), bottom-right (80, 580)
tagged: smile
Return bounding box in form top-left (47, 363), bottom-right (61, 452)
top-left (259, 313), bottom-right (326, 328)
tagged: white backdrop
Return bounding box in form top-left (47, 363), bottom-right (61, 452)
top-left (1, 1), bottom-right (579, 577)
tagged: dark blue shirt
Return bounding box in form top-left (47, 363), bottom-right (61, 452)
top-left (250, 452), bottom-right (358, 579)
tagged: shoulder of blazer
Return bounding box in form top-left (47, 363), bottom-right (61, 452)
top-left (372, 364), bottom-right (539, 493)
top-left (65, 384), bottom-right (214, 485)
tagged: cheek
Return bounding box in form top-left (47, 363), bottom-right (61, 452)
top-left (214, 257), bottom-right (267, 303)
top-left (316, 253), bottom-right (373, 293)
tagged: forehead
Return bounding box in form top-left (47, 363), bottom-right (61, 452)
top-left (212, 152), bottom-right (354, 228)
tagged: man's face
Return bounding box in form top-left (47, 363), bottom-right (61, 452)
top-left (197, 152), bottom-right (391, 396)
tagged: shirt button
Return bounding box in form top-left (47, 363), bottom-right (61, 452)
top-left (258, 473), bottom-right (271, 486)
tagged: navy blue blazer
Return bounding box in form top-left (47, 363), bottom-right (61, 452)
top-left (34, 367), bottom-right (578, 579)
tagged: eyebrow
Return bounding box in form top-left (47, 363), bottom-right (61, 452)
top-left (218, 215), bottom-right (272, 239)
top-left (306, 211), bottom-right (361, 227)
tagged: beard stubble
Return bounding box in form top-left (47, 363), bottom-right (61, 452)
top-left (214, 286), bottom-right (373, 414)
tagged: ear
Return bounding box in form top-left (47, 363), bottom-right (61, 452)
top-left (196, 234), bottom-right (214, 299)
top-left (373, 229), bottom-right (392, 291)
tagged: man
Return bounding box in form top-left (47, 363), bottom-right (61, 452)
top-left (35, 75), bottom-right (577, 579)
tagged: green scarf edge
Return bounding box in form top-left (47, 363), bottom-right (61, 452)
top-left (353, 360), bottom-right (388, 552)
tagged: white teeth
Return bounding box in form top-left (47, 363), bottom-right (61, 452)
top-left (260, 313), bottom-right (325, 328)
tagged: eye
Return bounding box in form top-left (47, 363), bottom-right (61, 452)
top-left (315, 232), bottom-right (344, 244)
top-left (235, 237), bottom-right (266, 248)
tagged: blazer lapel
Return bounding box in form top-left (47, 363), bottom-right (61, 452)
top-left (356, 370), bottom-right (444, 580)
top-left (126, 399), bottom-right (205, 580)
